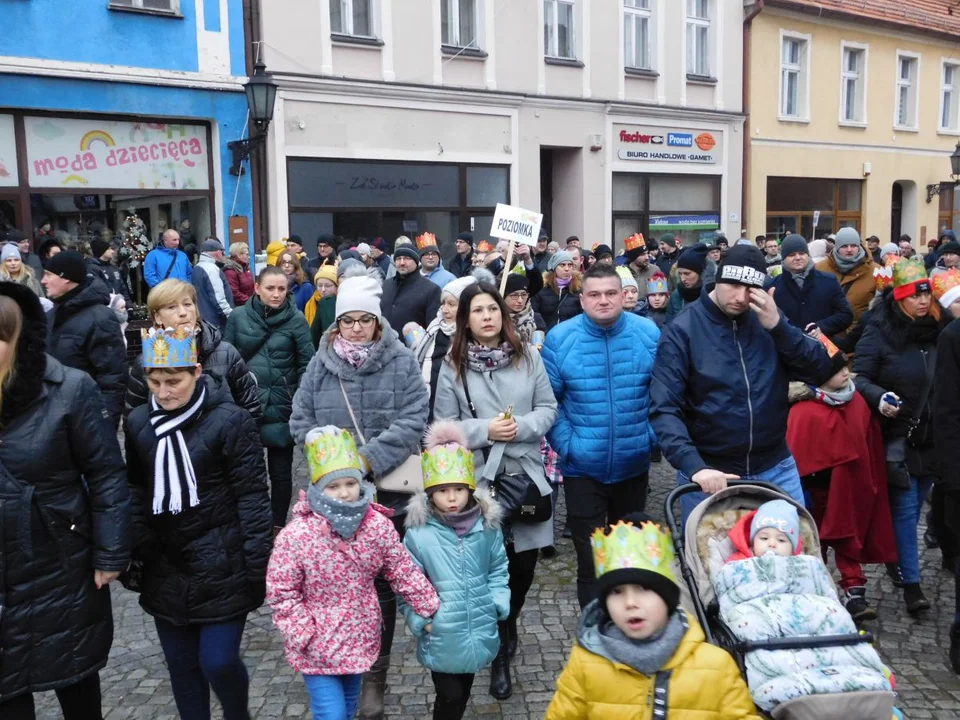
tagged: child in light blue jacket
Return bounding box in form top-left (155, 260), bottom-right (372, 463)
top-left (401, 421), bottom-right (510, 720)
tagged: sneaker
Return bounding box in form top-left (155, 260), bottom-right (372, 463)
top-left (886, 563), bottom-right (904, 588)
top-left (844, 588), bottom-right (877, 622)
top-left (903, 583), bottom-right (931, 616)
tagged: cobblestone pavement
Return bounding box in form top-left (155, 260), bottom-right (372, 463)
top-left (36, 458), bottom-right (960, 718)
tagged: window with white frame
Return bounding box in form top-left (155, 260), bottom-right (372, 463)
top-left (544, 0), bottom-right (576, 59)
top-left (686, 0), bottom-right (710, 77)
top-left (331, 0), bottom-right (373, 38)
top-left (841, 45), bottom-right (866, 123)
top-left (896, 54), bottom-right (919, 129)
top-left (624, 0), bottom-right (652, 71)
top-left (942, 62), bottom-right (960, 132)
top-left (442, 0), bottom-right (478, 49)
top-left (780, 35), bottom-right (808, 119)
top-left (109, 0), bottom-right (180, 12)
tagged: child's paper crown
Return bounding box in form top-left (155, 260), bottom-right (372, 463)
top-left (422, 422), bottom-right (476, 491)
top-left (304, 426), bottom-right (364, 485)
top-left (933, 268), bottom-right (960, 308)
top-left (416, 232), bottom-right (439, 251)
top-left (590, 519), bottom-right (676, 583)
top-left (141, 326), bottom-right (198, 368)
top-left (476, 240), bottom-right (496, 253)
top-left (624, 233), bottom-right (646, 252)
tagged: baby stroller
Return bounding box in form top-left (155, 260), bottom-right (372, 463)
top-left (664, 481), bottom-right (898, 720)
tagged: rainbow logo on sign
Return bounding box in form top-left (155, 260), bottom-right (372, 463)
top-left (79, 130), bottom-right (116, 150)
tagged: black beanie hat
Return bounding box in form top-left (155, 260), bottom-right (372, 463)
top-left (781, 234), bottom-right (808, 259)
top-left (504, 273), bottom-right (529, 295)
top-left (676, 242), bottom-right (708, 276)
top-left (90, 238), bottom-right (111, 259)
top-left (316, 233), bottom-right (336, 249)
top-left (45, 250), bottom-right (88, 285)
top-left (593, 244), bottom-right (613, 261)
top-left (939, 240), bottom-right (960, 257)
top-left (456, 231), bottom-right (474, 245)
top-left (394, 245), bottom-right (421, 264)
top-left (716, 245), bottom-right (768, 288)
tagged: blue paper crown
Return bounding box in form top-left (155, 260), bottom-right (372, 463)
top-left (141, 326), bottom-right (198, 368)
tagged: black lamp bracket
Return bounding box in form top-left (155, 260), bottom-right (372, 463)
top-left (228, 132), bottom-right (267, 177)
top-left (927, 180), bottom-right (960, 204)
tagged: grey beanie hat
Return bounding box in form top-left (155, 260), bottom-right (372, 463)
top-left (880, 243), bottom-right (900, 260)
top-left (780, 234), bottom-right (808, 258)
top-left (548, 250), bottom-right (575, 272)
top-left (835, 227), bottom-right (861, 248)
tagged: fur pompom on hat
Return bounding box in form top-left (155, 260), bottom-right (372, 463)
top-left (424, 420), bottom-right (468, 451)
top-left (422, 421), bottom-right (476, 492)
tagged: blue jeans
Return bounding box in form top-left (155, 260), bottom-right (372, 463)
top-left (889, 474), bottom-right (935, 584)
top-left (676, 455), bottom-right (805, 527)
top-left (154, 616), bottom-right (249, 720)
top-left (303, 674), bottom-right (362, 720)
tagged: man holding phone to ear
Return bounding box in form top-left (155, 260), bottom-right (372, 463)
top-left (650, 244), bottom-right (835, 522)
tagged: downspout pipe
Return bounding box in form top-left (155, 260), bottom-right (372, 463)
top-left (743, 1), bottom-right (764, 235)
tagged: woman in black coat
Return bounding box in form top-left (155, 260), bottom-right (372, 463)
top-left (124, 279), bottom-right (260, 422)
top-left (124, 328), bottom-right (272, 720)
top-left (854, 269), bottom-right (950, 616)
top-left (531, 251), bottom-right (581, 332)
top-left (0, 281), bottom-right (130, 718)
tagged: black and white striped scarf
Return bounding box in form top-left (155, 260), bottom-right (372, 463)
top-left (149, 385), bottom-right (206, 515)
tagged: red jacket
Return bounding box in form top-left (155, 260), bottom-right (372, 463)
top-left (223, 259), bottom-right (255, 305)
top-left (786, 390), bottom-right (897, 563)
top-left (726, 509), bottom-right (803, 563)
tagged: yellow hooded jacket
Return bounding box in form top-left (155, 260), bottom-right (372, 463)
top-left (547, 605), bottom-right (760, 720)
top-left (266, 240), bottom-right (287, 267)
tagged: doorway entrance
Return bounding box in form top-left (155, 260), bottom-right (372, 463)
top-left (891, 182), bottom-right (903, 243)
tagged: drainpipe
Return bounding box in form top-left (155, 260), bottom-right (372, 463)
top-left (243, 0), bottom-right (268, 250)
top-left (742, 1), bottom-right (764, 234)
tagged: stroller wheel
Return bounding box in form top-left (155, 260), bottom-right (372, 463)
top-left (885, 563), bottom-right (904, 588)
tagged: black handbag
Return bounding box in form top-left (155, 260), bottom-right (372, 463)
top-left (460, 371), bottom-right (552, 525)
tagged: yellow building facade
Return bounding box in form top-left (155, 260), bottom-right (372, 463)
top-left (745, 2), bottom-right (960, 252)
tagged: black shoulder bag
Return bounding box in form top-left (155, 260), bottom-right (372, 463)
top-left (460, 368), bottom-right (552, 524)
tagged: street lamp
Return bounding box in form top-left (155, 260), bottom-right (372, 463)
top-left (926, 142), bottom-right (960, 203)
top-left (229, 61), bottom-right (278, 176)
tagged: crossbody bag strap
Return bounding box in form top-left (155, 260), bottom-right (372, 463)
top-left (162, 253), bottom-right (178, 281)
top-left (338, 378), bottom-right (367, 446)
top-left (911, 348), bottom-right (936, 427)
top-left (460, 366), bottom-right (490, 463)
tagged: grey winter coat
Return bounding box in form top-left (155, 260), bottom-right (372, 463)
top-left (289, 323), bottom-right (429, 508)
top-left (433, 349), bottom-right (558, 552)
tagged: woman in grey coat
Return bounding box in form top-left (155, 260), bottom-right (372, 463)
top-left (288, 272), bottom-right (429, 719)
top-left (433, 281), bottom-right (558, 702)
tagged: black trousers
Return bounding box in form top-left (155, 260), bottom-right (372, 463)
top-left (0, 673), bottom-right (102, 720)
top-left (374, 503), bottom-right (407, 660)
top-left (431, 671), bottom-right (475, 720)
top-left (931, 483), bottom-right (960, 619)
top-left (564, 473), bottom-right (649, 608)
top-left (506, 543), bottom-right (539, 622)
top-left (266, 445), bottom-right (294, 527)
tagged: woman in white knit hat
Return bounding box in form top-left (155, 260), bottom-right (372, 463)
top-left (289, 272), bottom-right (431, 717)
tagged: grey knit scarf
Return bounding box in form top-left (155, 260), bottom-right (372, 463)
top-left (789, 259), bottom-right (815, 289)
top-left (597, 608), bottom-right (688, 676)
top-left (307, 480), bottom-right (375, 539)
top-left (833, 245), bottom-right (866, 273)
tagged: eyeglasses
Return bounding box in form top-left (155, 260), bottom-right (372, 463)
top-left (506, 291), bottom-right (529, 301)
top-left (338, 315), bottom-right (378, 329)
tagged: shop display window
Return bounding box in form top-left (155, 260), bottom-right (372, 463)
top-left (765, 177), bottom-right (862, 239)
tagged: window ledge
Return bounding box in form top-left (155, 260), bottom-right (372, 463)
top-left (108, 3), bottom-right (183, 18)
top-left (938, 129), bottom-right (960, 137)
top-left (778, 116), bottom-right (811, 124)
top-left (625, 67), bottom-right (659, 78)
top-left (893, 124), bottom-right (919, 134)
top-left (545, 56), bottom-right (584, 68)
top-left (331, 33), bottom-right (384, 48)
top-left (441, 44), bottom-right (488, 59)
top-left (838, 120), bottom-right (868, 129)
top-left (686, 73), bottom-right (717, 85)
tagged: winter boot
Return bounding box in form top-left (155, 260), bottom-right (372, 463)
top-left (433, 696), bottom-right (468, 720)
top-left (357, 655), bottom-right (389, 719)
top-left (945, 554), bottom-right (958, 576)
top-left (951, 623), bottom-right (960, 674)
top-left (489, 623), bottom-right (513, 700)
top-left (903, 583), bottom-right (931, 616)
top-left (506, 616), bottom-right (518, 659)
top-left (885, 562), bottom-right (904, 588)
top-left (844, 587), bottom-right (877, 622)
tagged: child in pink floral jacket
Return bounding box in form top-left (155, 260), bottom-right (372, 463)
top-left (266, 427), bottom-right (439, 719)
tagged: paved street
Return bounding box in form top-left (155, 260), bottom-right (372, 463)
top-left (36, 458), bottom-right (960, 719)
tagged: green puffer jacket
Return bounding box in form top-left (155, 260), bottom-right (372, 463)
top-left (224, 295), bottom-right (314, 447)
top-left (399, 488), bottom-right (510, 674)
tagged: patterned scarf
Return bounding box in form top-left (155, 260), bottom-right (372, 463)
top-left (810, 378), bottom-right (856, 407)
top-left (333, 334), bottom-right (377, 368)
top-left (149, 383), bottom-right (206, 515)
top-left (466, 342), bottom-right (516, 373)
top-left (308, 480), bottom-right (375, 539)
top-left (511, 303), bottom-right (537, 344)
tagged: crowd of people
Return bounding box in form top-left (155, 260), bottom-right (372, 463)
top-left (1, 218), bottom-right (960, 719)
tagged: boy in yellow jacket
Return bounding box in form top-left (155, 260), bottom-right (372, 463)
top-left (547, 513), bottom-right (760, 720)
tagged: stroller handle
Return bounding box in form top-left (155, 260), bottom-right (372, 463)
top-left (662, 479), bottom-right (786, 541)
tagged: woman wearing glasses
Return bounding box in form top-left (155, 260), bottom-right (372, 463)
top-left (289, 273), bottom-right (430, 718)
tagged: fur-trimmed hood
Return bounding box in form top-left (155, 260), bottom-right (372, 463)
top-left (788, 380), bottom-right (814, 405)
top-left (404, 485), bottom-right (502, 531)
top-left (867, 289), bottom-right (947, 351)
top-left (0, 281), bottom-right (48, 426)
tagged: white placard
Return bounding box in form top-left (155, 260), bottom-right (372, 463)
top-left (0, 115), bottom-right (18, 188)
top-left (813, 210), bottom-right (821, 229)
top-left (489, 203), bottom-right (543, 247)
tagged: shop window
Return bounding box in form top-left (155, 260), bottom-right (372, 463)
top-left (544, 0), bottom-right (576, 60)
top-left (779, 32), bottom-right (810, 121)
top-left (937, 186), bottom-right (960, 233)
top-left (941, 62), bottom-right (960, 133)
top-left (466, 166), bottom-right (508, 207)
top-left (765, 177), bottom-right (862, 239)
top-left (895, 53), bottom-right (919, 130)
top-left (331, 0), bottom-right (374, 38)
top-left (686, 0), bottom-right (710, 78)
top-left (840, 43), bottom-right (867, 125)
top-left (624, 0), bottom-right (652, 72)
top-left (612, 174), bottom-right (647, 211)
top-left (288, 160), bottom-right (460, 209)
top-left (649, 175), bottom-right (718, 212)
top-left (110, 0), bottom-right (181, 14)
top-left (442, 0), bottom-right (478, 49)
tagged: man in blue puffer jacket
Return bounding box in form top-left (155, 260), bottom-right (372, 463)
top-left (542, 263), bottom-right (660, 609)
top-left (650, 244), bottom-right (834, 523)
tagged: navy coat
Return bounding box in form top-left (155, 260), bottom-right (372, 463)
top-left (770, 268), bottom-right (853, 338)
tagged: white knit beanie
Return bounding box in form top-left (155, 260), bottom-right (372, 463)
top-left (336, 275), bottom-right (383, 320)
top-left (442, 275), bottom-right (477, 301)
top-left (1, 244), bottom-right (21, 262)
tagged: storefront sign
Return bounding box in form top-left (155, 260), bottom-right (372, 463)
top-left (24, 117), bottom-right (210, 190)
top-left (490, 203), bottom-right (543, 247)
top-left (650, 215), bottom-right (720, 231)
top-left (0, 115), bottom-right (17, 188)
top-left (615, 125), bottom-right (720, 164)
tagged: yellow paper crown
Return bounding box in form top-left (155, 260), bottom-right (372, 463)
top-left (892, 257), bottom-right (927, 288)
top-left (141, 326), bottom-right (198, 368)
top-left (304, 427), bottom-right (364, 484)
top-left (590, 520), bottom-right (676, 582)
top-left (416, 232), bottom-right (438, 251)
top-left (422, 445), bottom-right (476, 492)
top-left (624, 233), bottom-right (646, 252)
top-left (933, 267), bottom-right (960, 300)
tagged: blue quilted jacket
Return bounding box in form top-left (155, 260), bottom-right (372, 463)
top-left (541, 312), bottom-right (660, 483)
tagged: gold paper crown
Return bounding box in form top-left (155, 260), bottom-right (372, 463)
top-left (590, 520), bottom-right (676, 583)
top-left (422, 444), bottom-right (476, 492)
top-left (624, 233), bottom-right (646, 252)
top-left (416, 232), bottom-right (438, 251)
top-left (477, 240), bottom-right (496, 253)
top-left (874, 264), bottom-right (895, 292)
top-left (305, 427), bottom-right (364, 484)
top-left (892, 257), bottom-right (927, 288)
top-left (141, 326), bottom-right (198, 368)
top-left (933, 268), bottom-right (960, 300)
top-left (817, 332), bottom-right (842, 358)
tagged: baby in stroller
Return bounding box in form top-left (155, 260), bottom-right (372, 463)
top-left (716, 498), bottom-right (895, 715)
